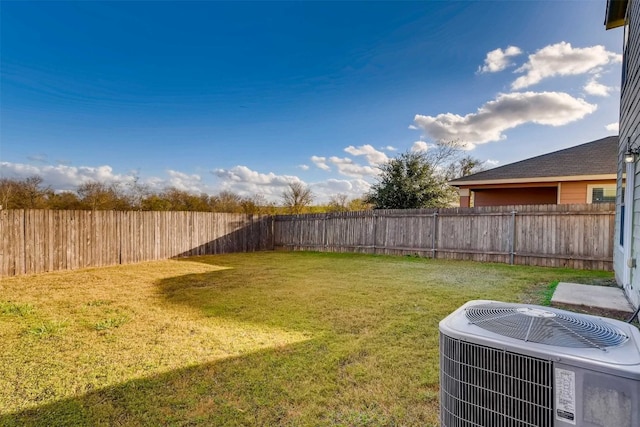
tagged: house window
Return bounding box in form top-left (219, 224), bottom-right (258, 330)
top-left (587, 184), bottom-right (616, 203)
top-left (620, 203), bottom-right (625, 246)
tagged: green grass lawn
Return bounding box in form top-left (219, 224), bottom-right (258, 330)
top-left (0, 252), bottom-right (612, 426)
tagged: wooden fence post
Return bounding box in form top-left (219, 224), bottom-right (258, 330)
top-left (323, 214), bottom-right (328, 251)
top-left (373, 211), bottom-right (378, 254)
top-left (510, 210), bottom-right (517, 265)
top-left (432, 211), bottom-right (438, 259)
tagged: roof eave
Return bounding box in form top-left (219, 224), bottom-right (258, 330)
top-left (449, 174), bottom-right (617, 187)
top-left (605, 0), bottom-right (629, 30)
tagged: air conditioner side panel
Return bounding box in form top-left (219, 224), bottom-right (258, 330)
top-left (554, 362), bottom-right (640, 427)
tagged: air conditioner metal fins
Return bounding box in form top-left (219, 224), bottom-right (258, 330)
top-left (465, 302), bottom-right (629, 349)
top-left (440, 300), bottom-right (640, 427)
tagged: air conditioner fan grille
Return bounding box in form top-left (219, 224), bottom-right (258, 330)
top-left (465, 303), bottom-right (628, 349)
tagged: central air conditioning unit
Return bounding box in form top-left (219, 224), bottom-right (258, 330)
top-left (439, 300), bottom-right (640, 427)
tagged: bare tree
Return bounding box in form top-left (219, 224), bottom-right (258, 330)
top-left (0, 178), bottom-right (16, 209)
top-left (326, 194), bottom-right (372, 213)
top-left (241, 194), bottom-right (268, 215)
top-left (127, 175), bottom-right (151, 210)
top-left (445, 155), bottom-right (486, 180)
top-left (77, 181), bottom-right (130, 210)
top-left (424, 140), bottom-right (467, 168)
top-left (0, 176), bottom-right (50, 209)
top-left (327, 194), bottom-right (350, 213)
top-left (282, 182), bottom-right (313, 214)
top-left (23, 176), bottom-right (49, 208)
top-left (159, 187), bottom-right (210, 211)
top-left (212, 190), bottom-right (243, 213)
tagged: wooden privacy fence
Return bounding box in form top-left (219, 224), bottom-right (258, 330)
top-left (274, 203), bottom-right (616, 270)
top-left (1, 210), bottom-right (273, 277)
top-left (0, 204), bottom-right (616, 277)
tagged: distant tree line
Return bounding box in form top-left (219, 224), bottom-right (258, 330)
top-left (1, 141), bottom-right (482, 213)
top-left (0, 176), bottom-right (371, 214)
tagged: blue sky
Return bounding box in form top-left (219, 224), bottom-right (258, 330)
top-left (0, 1), bottom-right (624, 203)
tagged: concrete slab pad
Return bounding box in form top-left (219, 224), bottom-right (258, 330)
top-left (552, 282), bottom-right (634, 313)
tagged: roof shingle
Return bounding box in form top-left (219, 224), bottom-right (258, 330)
top-left (449, 136), bottom-right (618, 184)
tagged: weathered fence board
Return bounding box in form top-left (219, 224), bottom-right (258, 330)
top-left (0, 204), bottom-right (616, 277)
top-left (1, 210), bottom-right (273, 277)
top-left (274, 204), bottom-right (616, 270)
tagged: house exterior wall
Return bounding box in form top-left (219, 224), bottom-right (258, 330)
top-left (558, 180), bottom-right (617, 204)
top-left (458, 188), bottom-right (471, 208)
top-left (456, 179), bottom-right (616, 207)
top-left (614, 0), bottom-right (640, 307)
top-left (473, 187), bottom-right (557, 207)
top-left (457, 182), bottom-right (557, 207)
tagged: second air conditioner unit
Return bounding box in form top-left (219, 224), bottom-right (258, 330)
top-left (439, 300), bottom-right (640, 427)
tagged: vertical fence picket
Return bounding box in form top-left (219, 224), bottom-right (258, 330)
top-left (273, 204), bottom-right (615, 271)
top-left (1, 204), bottom-right (616, 277)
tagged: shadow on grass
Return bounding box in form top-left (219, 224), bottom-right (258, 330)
top-left (15, 253), bottom-right (570, 426)
top-left (1, 338), bottom-right (342, 427)
top-left (159, 253), bottom-right (407, 335)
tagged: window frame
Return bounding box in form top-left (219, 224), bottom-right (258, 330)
top-left (586, 184), bottom-right (617, 204)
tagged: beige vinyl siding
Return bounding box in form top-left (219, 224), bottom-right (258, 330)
top-left (559, 180), bottom-right (617, 204)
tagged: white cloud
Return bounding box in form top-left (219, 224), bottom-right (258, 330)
top-left (512, 42), bottom-right (622, 89)
top-left (311, 178), bottom-right (372, 201)
top-left (0, 161), bottom-right (217, 194)
top-left (212, 165), bottom-right (374, 203)
top-left (212, 164), bottom-right (375, 203)
top-left (382, 145), bottom-right (397, 152)
top-left (411, 141), bottom-right (430, 152)
top-left (213, 165), bottom-right (299, 186)
top-left (408, 124), bottom-right (419, 130)
top-left (606, 122), bottom-right (619, 133)
top-left (413, 91), bottom-right (597, 147)
top-left (298, 164), bottom-right (310, 171)
top-left (165, 170), bottom-right (205, 193)
top-left (484, 159), bottom-right (500, 168)
top-left (0, 162), bottom-right (136, 191)
top-left (584, 75), bottom-right (614, 97)
top-left (212, 165), bottom-right (306, 201)
top-left (344, 144), bottom-right (389, 165)
top-left (478, 46), bottom-right (522, 73)
top-left (311, 155), bottom-right (331, 171)
top-left (328, 156), bottom-right (378, 179)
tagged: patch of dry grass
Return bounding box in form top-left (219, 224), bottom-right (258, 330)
top-left (0, 261), bottom-right (309, 420)
top-left (0, 252), bottom-right (612, 426)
